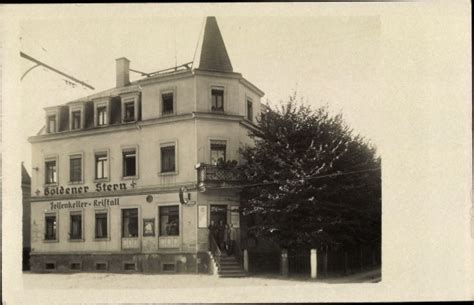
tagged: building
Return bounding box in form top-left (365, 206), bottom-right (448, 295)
top-left (22, 163), bottom-right (32, 270)
top-left (27, 17), bottom-right (264, 274)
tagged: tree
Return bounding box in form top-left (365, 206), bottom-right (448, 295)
top-left (239, 95), bottom-right (381, 252)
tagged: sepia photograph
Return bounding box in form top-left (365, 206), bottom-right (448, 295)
top-left (1, 2), bottom-right (472, 304)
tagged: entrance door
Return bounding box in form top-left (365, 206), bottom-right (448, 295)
top-left (210, 205), bottom-right (227, 226)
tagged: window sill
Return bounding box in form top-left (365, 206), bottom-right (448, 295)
top-left (43, 239), bottom-right (59, 243)
top-left (121, 176), bottom-right (138, 181)
top-left (44, 183), bottom-right (58, 187)
top-left (161, 112), bottom-right (176, 117)
top-left (68, 181), bottom-right (84, 185)
top-left (94, 237), bottom-right (110, 241)
top-left (122, 120), bottom-right (137, 124)
top-left (68, 238), bottom-right (85, 242)
top-left (158, 171), bottom-right (178, 176)
top-left (94, 178), bottom-right (110, 183)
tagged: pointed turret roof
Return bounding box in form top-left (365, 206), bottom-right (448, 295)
top-left (197, 17), bottom-right (233, 73)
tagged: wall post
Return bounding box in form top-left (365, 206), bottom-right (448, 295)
top-left (310, 248), bottom-right (317, 279)
top-left (243, 249), bottom-right (249, 272)
top-left (281, 249), bottom-right (288, 277)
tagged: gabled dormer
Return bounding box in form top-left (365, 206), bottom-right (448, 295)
top-left (120, 92), bottom-right (140, 123)
top-left (93, 97), bottom-right (111, 127)
top-left (68, 101), bottom-right (86, 131)
top-left (44, 105), bottom-right (68, 133)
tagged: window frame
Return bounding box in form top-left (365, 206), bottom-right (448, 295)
top-left (246, 96), bottom-right (254, 122)
top-left (121, 207), bottom-right (139, 238)
top-left (122, 146), bottom-right (138, 179)
top-left (93, 99), bottom-right (110, 127)
top-left (158, 204), bottom-right (180, 237)
top-left (44, 156), bottom-right (58, 186)
top-left (47, 114), bottom-right (57, 133)
top-left (210, 139), bottom-right (227, 166)
top-left (68, 103), bottom-right (85, 131)
top-left (44, 211), bottom-right (59, 242)
top-left (68, 210), bottom-right (84, 242)
top-left (159, 140), bottom-right (178, 175)
top-left (160, 88), bottom-right (177, 116)
top-left (68, 153), bottom-right (84, 184)
top-left (94, 149), bottom-right (110, 182)
top-left (94, 209), bottom-right (110, 241)
top-left (120, 93), bottom-right (140, 123)
top-left (210, 86), bottom-right (225, 112)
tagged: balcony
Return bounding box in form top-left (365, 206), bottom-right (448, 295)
top-left (195, 163), bottom-right (243, 191)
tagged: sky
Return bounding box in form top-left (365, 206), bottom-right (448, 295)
top-left (19, 14), bottom-right (382, 171)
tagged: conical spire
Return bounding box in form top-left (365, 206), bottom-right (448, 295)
top-left (197, 17), bottom-right (233, 72)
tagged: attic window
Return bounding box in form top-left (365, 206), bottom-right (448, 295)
top-left (97, 106), bottom-right (107, 126)
top-left (71, 111), bottom-right (81, 130)
top-left (162, 92), bottom-right (174, 116)
top-left (47, 115), bottom-right (57, 133)
top-left (124, 102), bottom-right (135, 122)
top-left (211, 89), bottom-right (224, 112)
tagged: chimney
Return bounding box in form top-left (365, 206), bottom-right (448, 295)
top-left (115, 57), bottom-right (130, 87)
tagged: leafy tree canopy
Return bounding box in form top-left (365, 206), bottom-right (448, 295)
top-left (239, 95), bottom-right (381, 250)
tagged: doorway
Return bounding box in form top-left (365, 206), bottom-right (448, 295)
top-left (210, 204), bottom-right (227, 226)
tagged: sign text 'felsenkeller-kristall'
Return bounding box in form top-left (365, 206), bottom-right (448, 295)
top-left (49, 198), bottom-right (120, 210)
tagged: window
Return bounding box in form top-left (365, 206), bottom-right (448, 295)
top-left (124, 102), bottom-right (135, 122)
top-left (70, 262), bottom-right (82, 270)
top-left (210, 140), bottom-right (226, 165)
top-left (71, 111), bottom-right (81, 130)
top-left (159, 205), bottom-right (179, 236)
top-left (211, 89), bottom-right (224, 111)
top-left (95, 262), bottom-right (108, 271)
top-left (45, 160), bottom-right (57, 184)
top-left (247, 99), bottom-right (253, 121)
top-left (95, 152), bottom-right (108, 180)
top-left (45, 214), bottom-right (57, 240)
top-left (69, 155), bottom-right (82, 183)
top-left (122, 208), bottom-right (138, 238)
top-left (47, 115), bottom-right (56, 133)
top-left (70, 212), bottom-right (82, 240)
top-left (45, 262), bottom-right (56, 270)
top-left (122, 149), bottom-right (137, 177)
top-left (162, 92), bottom-right (174, 115)
top-left (123, 262), bottom-right (137, 271)
top-left (160, 145), bottom-right (176, 173)
top-left (97, 106), bottom-right (107, 126)
top-left (95, 212), bottom-right (108, 239)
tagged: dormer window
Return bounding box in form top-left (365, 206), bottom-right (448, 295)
top-left (71, 111), bottom-right (81, 130)
top-left (124, 102), bottom-right (135, 122)
top-left (97, 106), bottom-right (107, 126)
top-left (47, 115), bottom-right (57, 133)
top-left (211, 88), bottom-right (224, 112)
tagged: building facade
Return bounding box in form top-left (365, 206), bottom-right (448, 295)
top-left (28, 17), bottom-right (264, 274)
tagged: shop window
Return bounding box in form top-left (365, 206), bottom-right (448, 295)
top-left (124, 101), bottom-right (135, 122)
top-left (95, 152), bottom-right (108, 180)
top-left (122, 208), bottom-right (138, 238)
top-left (45, 159), bottom-right (57, 184)
top-left (97, 106), bottom-right (107, 126)
top-left (95, 212), bottom-right (108, 239)
top-left (71, 111), bottom-right (81, 130)
top-left (69, 155), bottom-right (82, 183)
top-left (159, 205), bottom-right (179, 236)
top-left (247, 98), bottom-right (253, 121)
top-left (44, 214), bottom-right (57, 241)
top-left (160, 145), bottom-right (176, 173)
top-left (162, 92), bottom-right (174, 115)
top-left (47, 115), bottom-right (57, 133)
top-left (122, 149), bottom-right (137, 177)
top-left (211, 88), bottom-right (224, 112)
top-left (69, 212), bottom-right (83, 240)
top-left (210, 140), bottom-right (226, 165)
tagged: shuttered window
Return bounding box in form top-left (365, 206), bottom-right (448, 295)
top-left (69, 155), bottom-right (82, 182)
top-left (161, 145), bottom-right (176, 173)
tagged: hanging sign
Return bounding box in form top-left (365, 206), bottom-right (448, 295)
top-left (179, 186), bottom-right (190, 205)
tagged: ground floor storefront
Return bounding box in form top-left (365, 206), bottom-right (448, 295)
top-left (29, 188), bottom-right (241, 274)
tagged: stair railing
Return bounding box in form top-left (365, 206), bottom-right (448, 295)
top-left (209, 233), bottom-right (222, 269)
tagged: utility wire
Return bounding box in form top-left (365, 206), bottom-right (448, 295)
top-left (206, 167), bottom-right (381, 190)
top-left (191, 17), bottom-right (205, 69)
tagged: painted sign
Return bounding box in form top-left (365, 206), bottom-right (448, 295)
top-left (49, 198), bottom-right (120, 210)
top-left (43, 182), bottom-right (130, 196)
top-left (198, 205), bottom-right (208, 228)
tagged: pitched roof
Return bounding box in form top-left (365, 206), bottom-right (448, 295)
top-left (198, 17), bottom-right (233, 73)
